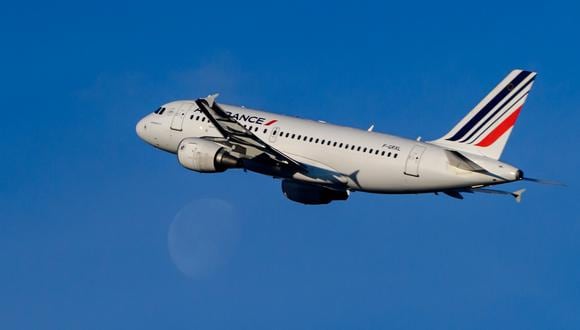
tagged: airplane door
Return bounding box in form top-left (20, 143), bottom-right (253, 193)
top-left (170, 103), bottom-right (192, 131)
top-left (404, 145), bottom-right (426, 177)
top-left (269, 127), bottom-right (280, 143)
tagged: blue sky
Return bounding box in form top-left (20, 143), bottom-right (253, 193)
top-left (1, 1), bottom-right (579, 329)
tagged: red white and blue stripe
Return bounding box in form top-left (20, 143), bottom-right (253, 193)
top-left (432, 70), bottom-right (537, 160)
top-left (444, 70), bottom-right (536, 148)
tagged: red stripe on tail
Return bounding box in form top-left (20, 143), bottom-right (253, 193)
top-left (476, 106), bottom-right (522, 147)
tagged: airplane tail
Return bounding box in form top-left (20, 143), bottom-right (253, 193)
top-left (431, 69), bottom-right (537, 160)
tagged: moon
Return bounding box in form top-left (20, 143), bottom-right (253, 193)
top-left (167, 198), bottom-right (239, 279)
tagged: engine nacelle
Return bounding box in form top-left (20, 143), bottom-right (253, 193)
top-left (177, 138), bottom-right (239, 173)
top-left (281, 180), bottom-right (349, 205)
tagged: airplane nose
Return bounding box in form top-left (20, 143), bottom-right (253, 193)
top-left (136, 118), bottom-right (147, 140)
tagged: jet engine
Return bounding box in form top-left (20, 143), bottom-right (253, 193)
top-left (177, 138), bottom-right (239, 173)
top-left (281, 180), bottom-right (349, 205)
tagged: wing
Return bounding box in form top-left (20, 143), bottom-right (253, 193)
top-left (194, 94), bottom-right (307, 173)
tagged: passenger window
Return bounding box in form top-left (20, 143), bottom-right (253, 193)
top-left (381, 151), bottom-right (385, 156)
top-left (196, 116), bottom-right (200, 121)
top-left (292, 134), bottom-right (296, 139)
top-left (190, 115), bottom-right (194, 120)
top-left (339, 143), bottom-right (343, 148)
top-left (363, 147), bottom-right (367, 152)
top-left (375, 150), bottom-right (379, 155)
top-left (263, 129), bottom-right (268, 134)
top-left (394, 153), bottom-right (398, 158)
top-left (315, 138), bottom-right (319, 143)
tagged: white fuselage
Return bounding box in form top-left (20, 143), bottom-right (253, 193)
top-left (136, 100), bottom-right (521, 194)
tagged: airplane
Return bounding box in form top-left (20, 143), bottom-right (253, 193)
top-left (136, 69), bottom-right (555, 204)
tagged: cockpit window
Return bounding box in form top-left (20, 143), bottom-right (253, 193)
top-left (154, 107), bottom-right (162, 114)
top-left (158, 107), bottom-right (166, 115)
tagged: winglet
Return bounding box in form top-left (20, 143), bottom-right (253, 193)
top-left (205, 93), bottom-right (220, 107)
top-left (512, 189), bottom-right (526, 203)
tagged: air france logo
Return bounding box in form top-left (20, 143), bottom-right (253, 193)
top-left (225, 112), bottom-right (277, 126)
top-left (193, 108), bottom-right (278, 126)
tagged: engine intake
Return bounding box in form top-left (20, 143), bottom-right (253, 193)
top-left (281, 180), bottom-right (349, 205)
top-left (177, 138), bottom-right (239, 173)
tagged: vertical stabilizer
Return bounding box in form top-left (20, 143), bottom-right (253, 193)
top-left (431, 70), bottom-right (537, 159)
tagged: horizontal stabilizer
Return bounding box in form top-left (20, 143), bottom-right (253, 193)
top-left (470, 187), bottom-right (526, 203)
top-left (441, 187), bottom-right (526, 202)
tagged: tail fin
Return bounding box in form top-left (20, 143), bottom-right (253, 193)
top-left (431, 69), bottom-right (537, 159)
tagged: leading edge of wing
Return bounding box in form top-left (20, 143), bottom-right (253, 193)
top-left (194, 95), bottom-right (308, 173)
